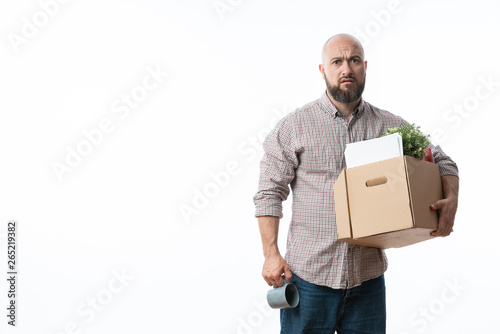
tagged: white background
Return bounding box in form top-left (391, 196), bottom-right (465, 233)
top-left (0, 0), bottom-right (499, 333)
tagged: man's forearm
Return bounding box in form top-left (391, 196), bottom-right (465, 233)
top-left (258, 215), bottom-right (292, 286)
top-left (430, 174), bottom-right (459, 236)
top-left (442, 175), bottom-right (459, 200)
top-left (258, 216), bottom-right (281, 257)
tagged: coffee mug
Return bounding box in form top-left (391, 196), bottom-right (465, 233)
top-left (267, 278), bottom-right (300, 309)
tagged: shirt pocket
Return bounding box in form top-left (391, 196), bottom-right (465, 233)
top-left (301, 143), bottom-right (333, 175)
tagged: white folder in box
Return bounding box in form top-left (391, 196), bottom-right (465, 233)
top-left (345, 133), bottom-right (403, 169)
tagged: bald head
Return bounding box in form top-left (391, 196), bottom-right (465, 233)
top-left (319, 33), bottom-right (367, 108)
top-left (321, 34), bottom-right (365, 64)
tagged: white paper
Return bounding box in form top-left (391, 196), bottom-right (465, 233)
top-left (345, 133), bottom-right (403, 168)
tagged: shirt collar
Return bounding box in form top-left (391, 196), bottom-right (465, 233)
top-left (320, 91), bottom-right (365, 119)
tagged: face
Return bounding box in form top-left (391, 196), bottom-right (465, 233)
top-left (319, 37), bottom-right (367, 104)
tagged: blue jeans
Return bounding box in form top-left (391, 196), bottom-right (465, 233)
top-left (280, 273), bottom-right (386, 333)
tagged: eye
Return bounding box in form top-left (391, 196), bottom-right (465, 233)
top-left (351, 58), bottom-right (361, 64)
top-left (332, 60), bottom-right (340, 65)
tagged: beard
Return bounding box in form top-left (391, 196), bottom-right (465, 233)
top-left (325, 74), bottom-right (365, 104)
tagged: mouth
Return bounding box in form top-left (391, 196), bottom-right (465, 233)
top-left (340, 78), bottom-right (355, 84)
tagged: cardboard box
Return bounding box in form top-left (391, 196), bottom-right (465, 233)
top-left (334, 156), bottom-right (443, 249)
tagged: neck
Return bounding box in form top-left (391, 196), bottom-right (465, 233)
top-left (326, 91), bottom-right (361, 120)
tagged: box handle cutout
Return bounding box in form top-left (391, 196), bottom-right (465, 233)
top-left (366, 176), bottom-right (387, 187)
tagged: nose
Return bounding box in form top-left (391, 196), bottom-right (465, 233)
top-left (340, 61), bottom-right (353, 76)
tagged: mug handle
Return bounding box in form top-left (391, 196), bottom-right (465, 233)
top-left (273, 276), bottom-right (288, 288)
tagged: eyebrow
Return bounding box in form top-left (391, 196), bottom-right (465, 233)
top-left (330, 55), bottom-right (363, 62)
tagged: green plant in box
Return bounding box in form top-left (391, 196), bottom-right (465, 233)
top-left (382, 123), bottom-right (431, 160)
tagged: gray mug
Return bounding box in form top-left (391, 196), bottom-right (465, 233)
top-left (267, 278), bottom-right (300, 309)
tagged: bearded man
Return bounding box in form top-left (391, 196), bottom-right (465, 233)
top-left (253, 33), bottom-right (459, 333)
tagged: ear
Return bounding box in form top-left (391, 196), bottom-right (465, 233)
top-left (364, 60), bottom-right (368, 70)
top-left (319, 64), bottom-right (325, 79)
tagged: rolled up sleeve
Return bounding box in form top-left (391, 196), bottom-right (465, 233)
top-left (429, 143), bottom-right (459, 178)
top-left (253, 117), bottom-right (299, 218)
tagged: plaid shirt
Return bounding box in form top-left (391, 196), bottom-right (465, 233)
top-left (254, 92), bottom-right (459, 289)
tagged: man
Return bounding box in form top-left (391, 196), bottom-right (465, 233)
top-left (253, 34), bottom-right (459, 333)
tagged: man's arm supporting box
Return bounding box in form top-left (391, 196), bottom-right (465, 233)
top-left (334, 156), bottom-right (443, 249)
